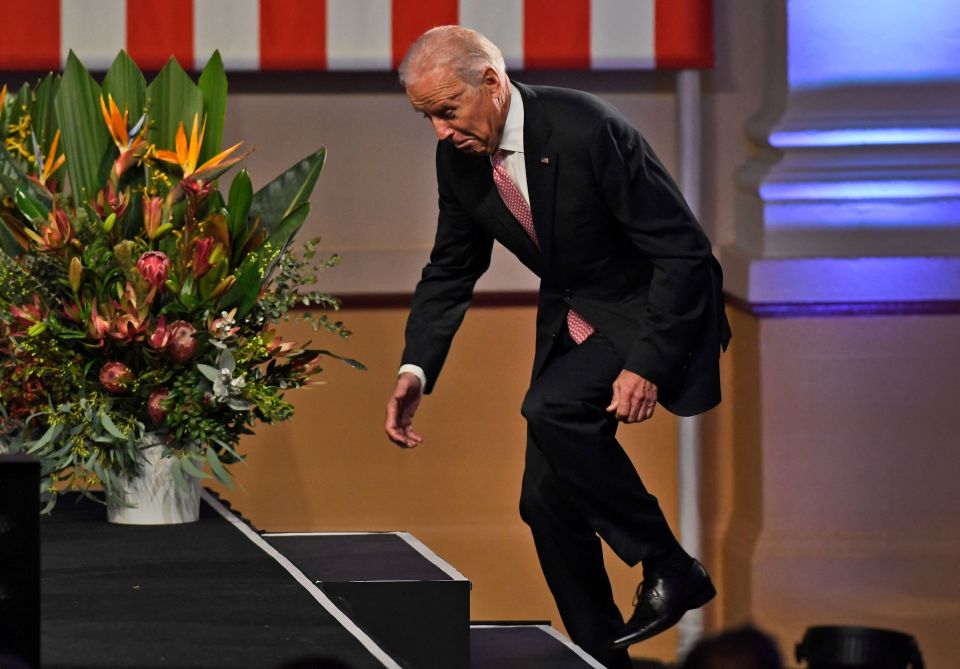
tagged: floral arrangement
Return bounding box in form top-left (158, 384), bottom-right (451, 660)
top-left (0, 51), bottom-right (361, 511)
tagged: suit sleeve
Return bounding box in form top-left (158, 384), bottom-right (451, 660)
top-left (400, 146), bottom-right (495, 394)
top-left (590, 115), bottom-right (713, 389)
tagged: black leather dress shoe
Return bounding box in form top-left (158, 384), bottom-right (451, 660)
top-left (610, 558), bottom-right (716, 649)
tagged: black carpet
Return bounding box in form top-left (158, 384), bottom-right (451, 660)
top-left (39, 493), bottom-right (384, 669)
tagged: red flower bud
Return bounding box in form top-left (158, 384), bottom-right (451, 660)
top-left (147, 388), bottom-right (170, 424)
top-left (137, 251), bottom-right (171, 290)
top-left (167, 320), bottom-right (197, 363)
top-left (99, 361), bottom-right (133, 394)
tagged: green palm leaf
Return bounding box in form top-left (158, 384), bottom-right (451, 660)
top-left (198, 51), bottom-right (227, 166)
top-left (102, 51), bottom-right (147, 127)
top-left (30, 73), bottom-right (61, 155)
top-left (55, 51), bottom-right (112, 207)
top-left (248, 147), bottom-right (326, 237)
top-left (145, 57), bottom-right (203, 155)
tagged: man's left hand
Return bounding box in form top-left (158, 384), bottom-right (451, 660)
top-left (606, 370), bottom-right (658, 423)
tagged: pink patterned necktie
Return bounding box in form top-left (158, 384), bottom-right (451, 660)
top-left (491, 149), bottom-right (594, 344)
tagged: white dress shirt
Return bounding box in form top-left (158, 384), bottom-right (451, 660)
top-left (399, 83), bottom-right (527, 390)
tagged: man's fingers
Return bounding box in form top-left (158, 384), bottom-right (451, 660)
top-left (606, 384), bottom-right (620, 412)
top-left (385, 397), bottom-right (421, 448)
top-left (387, 424), bottom-right (421, 448)
top-left (402, 427), bottom-right (424, 446)
top-left (634, 402), bottom-right (655, 423)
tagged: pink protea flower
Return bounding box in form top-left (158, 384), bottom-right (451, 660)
top-left (147, 388), bottom-right (170, 424)
top-left (99, 361), bottom-right (133, 394)
top-left (137, 251), bottom-right (171, 290)
top-left (107, 283), bottom-right (150, 341)
top-left (167, 320), bottom-right (197, 363)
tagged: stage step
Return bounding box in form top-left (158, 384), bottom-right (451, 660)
top-left (470, 624), bottom-right (607, 669)
top-left (265, 531), bottom-right (471, 669)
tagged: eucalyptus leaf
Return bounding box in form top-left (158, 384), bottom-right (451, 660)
top-left (219, 348), bottom-right (236, 373)
top-left (26, 423), bottom-right (63, 454)
top-left (205, 446), bottom-right (233, 489)
top-left (197, 364), bottom-right (222, 383)
top-left (100, 412), bottom-right (128, 441)
top-left (226, 398), bottom-right (254, 411)
top-left (179, 455), bottom-right (212, 480)
top-left (41, 492), bottom-right (58, 514)
top-left (169, 457), bottom-right (187, 490)
top-left (313, 350), bottom-right (368, 370)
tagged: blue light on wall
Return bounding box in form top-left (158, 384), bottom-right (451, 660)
top-left (789, 0), bottom-right (960, 89)
top-left (770, 128), bottom-right (960, 148)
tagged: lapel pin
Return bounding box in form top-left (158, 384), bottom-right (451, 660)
top-left (540, 157), bottom-right (550, 164)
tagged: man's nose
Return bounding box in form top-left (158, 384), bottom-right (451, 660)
top-left (431, 118), bottom-right (453, 141)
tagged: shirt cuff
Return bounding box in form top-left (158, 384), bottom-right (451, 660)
top-left (397, 364), bottom-right (427, 390)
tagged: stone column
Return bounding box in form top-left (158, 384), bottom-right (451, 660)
top-left (719, 2), bottom-right (960, 666)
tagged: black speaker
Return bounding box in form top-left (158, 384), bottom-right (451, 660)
top-left (0, 455), bottom-right (40, 669)
top-left (796, 625), bottom-right (924, 669)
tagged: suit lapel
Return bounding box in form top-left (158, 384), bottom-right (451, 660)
top-left (460, 154), bottom-right (544, 275)
top-left (517, 83), bottom-right (557, 263)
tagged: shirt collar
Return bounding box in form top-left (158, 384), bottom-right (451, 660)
top-left (498, 82), bottom-right (524, 155)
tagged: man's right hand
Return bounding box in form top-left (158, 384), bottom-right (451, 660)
top-left (385, 372), bottom-right (424, 448)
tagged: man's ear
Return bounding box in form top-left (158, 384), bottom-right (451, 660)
top-left (481, 67), bottom-right (502, 97)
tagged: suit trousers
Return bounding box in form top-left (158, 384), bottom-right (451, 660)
top-left (519, 325), bottom-right (680, 668)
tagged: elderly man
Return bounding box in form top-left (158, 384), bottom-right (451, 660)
top-left (384, 26), bottom-right (730, 668)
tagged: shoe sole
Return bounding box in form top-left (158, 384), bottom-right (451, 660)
top-left (610, 580), bottom-right (717, 649)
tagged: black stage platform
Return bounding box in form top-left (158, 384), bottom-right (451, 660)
top-left (39, 492), bottom-right (396, 669)
top-left (36, 492), bottom-right (613, 669)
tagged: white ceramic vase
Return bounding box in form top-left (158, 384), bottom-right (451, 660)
top-left (106, 436), bottom-right (201, 525)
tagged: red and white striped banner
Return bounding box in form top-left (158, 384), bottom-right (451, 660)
top-left (0, 0), bottom-right (712, 72)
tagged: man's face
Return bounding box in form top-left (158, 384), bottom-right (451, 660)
top-left (406, 66), bottom-right (507, 155)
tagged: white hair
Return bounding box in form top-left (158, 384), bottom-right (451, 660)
top-left (398, 25), bottom-right (507, 89)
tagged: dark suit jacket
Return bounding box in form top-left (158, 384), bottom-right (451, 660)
top-left (401, 82), bottom-right (731, 416)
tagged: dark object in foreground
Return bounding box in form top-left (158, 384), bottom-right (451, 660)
top-left (681, 625), bottom-right (783, 669)
top-left (0, 456), bottom-right (40, 669)
top-left (796, 625), bottom-right (925, 669)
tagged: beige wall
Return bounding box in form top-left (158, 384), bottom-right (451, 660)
top-left (718, 308), bottom-right (960, 669)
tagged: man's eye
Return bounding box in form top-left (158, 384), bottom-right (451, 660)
top-left (443, 109), bottom-right (456, 119)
